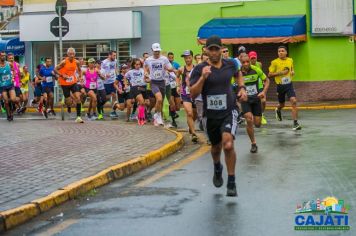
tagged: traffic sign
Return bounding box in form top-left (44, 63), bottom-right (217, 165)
top-left (55, 0), bottom-right (67, 16)
top-left (50, 17), bottom-right (69, 37)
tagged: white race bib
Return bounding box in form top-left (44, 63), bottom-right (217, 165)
top-left (281, 77), bottom-right (291, 85)
top-left (66, 76), bottom-right (74, 83)
top-left (246, 85), bottom-right (258, 96)
top-left (185, 86), bottom-right (190, 95)
top-left (153, 70), bottom-right (162, 79)
top-left (2, 75), bottom-right (10, 81)
top-left (207, 94), bottom-right (227, 110)
top-left (170, 81), bottom-right (177, 89)
top-left (89, 82), bottom-right (97, 89)
top-left (125, 85), bottom-right (131, 92)
top-left (45, 76), bottom-right (53, 83)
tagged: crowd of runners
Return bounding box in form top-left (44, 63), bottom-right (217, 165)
top-left (0, 34), bottom-right (302, 196)
top-left (0, 37), bottom-right (302, 144)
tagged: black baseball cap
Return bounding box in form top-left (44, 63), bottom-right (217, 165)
top-left (206, 35), bottom-right (222, 49)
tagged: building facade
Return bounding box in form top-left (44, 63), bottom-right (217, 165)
top-left (20, 0), bottom-right (356, 102)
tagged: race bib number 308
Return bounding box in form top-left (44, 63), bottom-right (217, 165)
top-left (207, 94), bottom-right (227, 110)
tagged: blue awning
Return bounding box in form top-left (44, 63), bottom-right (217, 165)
top-left (197, 15), bottom-right (307, 44)
top-left (0, 37), bottom-right (25, 56)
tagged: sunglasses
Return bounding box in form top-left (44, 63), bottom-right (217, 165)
top-left (222, 50), bottom-right (229, 53)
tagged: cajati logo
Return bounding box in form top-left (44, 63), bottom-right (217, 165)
top-left (294, 196), bottom-right (350, 231)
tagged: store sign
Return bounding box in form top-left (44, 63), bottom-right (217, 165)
top-left (311, 0), bottom-right (354, 35)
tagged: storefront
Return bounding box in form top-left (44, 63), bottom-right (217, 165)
top-left (20, 0), bottom-right (356, 102)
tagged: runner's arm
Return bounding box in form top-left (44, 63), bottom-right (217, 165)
top-left (144, 65), bottom-right (150, 82)
top-left (54, 60), bottom-right (67, 78)
top-left (76, 60), bottom-right (83, 82)
top-left (190, 66), bottom-right (210, 99)
top-left (235, 70), bottom-right (247, 102)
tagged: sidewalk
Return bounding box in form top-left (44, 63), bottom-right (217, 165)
top-left (0, 119), bottom-right (178, 214)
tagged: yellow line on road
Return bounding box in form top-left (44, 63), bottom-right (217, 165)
top-left (135, 144), bottom-right (211, 187)
top-left (35, 218), bottom-right (78, 236)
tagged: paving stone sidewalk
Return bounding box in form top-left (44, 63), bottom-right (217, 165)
top-left (0, 118), bottom-right (176, 212)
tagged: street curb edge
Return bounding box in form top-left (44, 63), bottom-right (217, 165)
top-left (0, 128), bottom-right (184, 232)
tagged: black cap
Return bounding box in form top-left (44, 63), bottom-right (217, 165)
top-left (206, 35), bottom-right (222, 49)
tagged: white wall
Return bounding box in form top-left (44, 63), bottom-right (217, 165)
top-left (20, 10), bottom-right (141, 41)
top-left (23, 0), bottom-right (262, 13)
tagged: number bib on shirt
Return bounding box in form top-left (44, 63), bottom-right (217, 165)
top-left (89, 82), bottom-right (97, 89)
top-left (281, 77), bottom-right (291, 85)
top-left (125, 86), bottom-right (131, 93)
top-left (185, 86), bottom-right (190, 95)
top-left (153, 70), bottom-right (163, 80)
top-left (46, 76), bottom-right (53, 83)
top-left (246, 84), bottom-right (258, 96)
top-left (2, 74), bottom-right (10, 82)
top-left (170, 81), bottom-right (177, 89)
top-left (66, 76), bottom-right (74, 83)
top-left (207, 94), bottom-right (227, 110)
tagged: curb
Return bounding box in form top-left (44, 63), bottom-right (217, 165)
top-left (0, 129), bottom-right (184, 232)
top-left (265, 104), bottom-right (356, 110)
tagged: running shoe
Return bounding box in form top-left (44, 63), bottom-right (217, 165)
top-left (75, 116), bottom-right (84, 123)
top-left (157, 113), bottom-right (164, 126)
top-left (16, 108), bottom-right (22, 115)
top-left (98, 113), bottom-right (104, 120)
top-left (250, 144), bottom-right (258, 153)
top-left (30, 99), bottom-right (35, 107)
top-left (92, 113), bottom-right (98, 120)
top-left (191, 133), bottom-right (199, 143)
top-left (293, 123), bottom-right (302, 131)
top-left (213, 164), bottom-right (223, 188)
top-left (7, 115), bottom-right (11, 122)
top-left (275, 108), bottom-right (282, 121)
top-left (87, 113), bottom-right (92, 121)
top-left (42, 109), bottom-right (48, 119)
top-left (172, 120), bottom-right (178, 128)
top-left (51, 110), bottom-right (56, 116)
top-left (130, 114), bottom-right (138, 121)
top-left (110, 111), bottom-right (118, 118)
top-left (261, 114), bottom-right (267, 125)
top-left (226, 182), bottom-right (238, 197)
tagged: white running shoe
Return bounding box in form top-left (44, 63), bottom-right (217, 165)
top-left (75, 117), bottom-right (84, 123)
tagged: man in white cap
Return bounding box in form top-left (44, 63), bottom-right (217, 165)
top-left (144, 43), bottom-right (176, 126)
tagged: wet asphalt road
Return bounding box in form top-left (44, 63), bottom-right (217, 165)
top-left (4, 109), bottom-right (356, 236)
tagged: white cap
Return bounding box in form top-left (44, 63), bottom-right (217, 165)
top-left (151, 43), bottom-right (162, 52)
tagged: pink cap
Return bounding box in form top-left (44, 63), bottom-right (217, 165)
top-left (248, 51), bottom-right (257, 59)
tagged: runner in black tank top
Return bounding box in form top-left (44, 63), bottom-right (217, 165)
top-left (177, 50), bottom-right (198, 143)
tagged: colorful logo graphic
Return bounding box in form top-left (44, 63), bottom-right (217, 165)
top-left (294, 197), bottom-right (350, 231)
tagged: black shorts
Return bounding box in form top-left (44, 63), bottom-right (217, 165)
top-left (0, 85), bottom-right (14, 94)
top-left (130, 86), bottom-right (148, 100)
top-left (148, 90), bottom-right (155, 99)
top-left (241, 97), bottom-right (262, 117)
top-left (15, 87), bottom-right (22, 96)
top-left (277, 83), bottom-right (296, 104)
top-left (42, 86), bottom-right (54, 94)
top-left (171, 88), bottom-right (180, 98)
top-left (85, 88), bottom-right (97, 94)
top-left (118, 92), bottom-right (130, 104)
top-left (206, 109), bottom-right (239, 146)
top-left (104, 83), bottom-right (116, 95)
top-left (62, 84), bottom-right (80, 98)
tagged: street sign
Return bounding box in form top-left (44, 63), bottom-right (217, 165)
top-left (55, 0), bottom-right (67, 17)
top-left (50, 17), bottom-right (69, 37)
